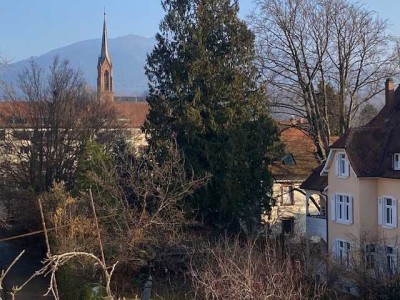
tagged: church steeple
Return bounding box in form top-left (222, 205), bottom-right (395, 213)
top-left (97, 12), bottom-right (114, 102)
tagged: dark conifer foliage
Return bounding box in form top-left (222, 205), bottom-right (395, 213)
top-left (145, 0), bottom-right (282, 231)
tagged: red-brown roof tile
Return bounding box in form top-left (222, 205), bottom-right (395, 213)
top-left (113, 101), bottom-right (149, 128)
top-left (269, 125), bottom-right (321, 181)
top-left (0, 100), bottom-right (149, 129)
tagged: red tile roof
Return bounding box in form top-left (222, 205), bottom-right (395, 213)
top-left (113, 101), bottom-right (148, 128)
top-left (269, 124), bottom-right (321, 181)
top-left (0, 100), bottom-right (149, 129)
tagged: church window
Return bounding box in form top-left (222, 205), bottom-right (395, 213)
top-left (104, 70), bottom-right (110, 91)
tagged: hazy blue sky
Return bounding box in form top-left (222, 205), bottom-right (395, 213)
top-left (1, 0), bottom-right (400, 61)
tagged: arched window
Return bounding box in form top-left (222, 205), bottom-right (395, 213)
top-left (104, 70), bottom-right (110, 91)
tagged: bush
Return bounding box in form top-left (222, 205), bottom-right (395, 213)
top-left (189, 236), bottom-right (332, 299)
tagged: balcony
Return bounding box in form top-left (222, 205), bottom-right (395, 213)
top-left (306, 214), bottom-right (327, 242)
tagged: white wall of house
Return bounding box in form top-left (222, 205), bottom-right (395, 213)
top-left (266, 182), bottom-right (320, 241)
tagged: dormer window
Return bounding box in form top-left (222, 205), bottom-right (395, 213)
top-left (282, 154), bottom-right (296, 166)
top-left (335, 152), bottom-right (349, 177)
top-left (394, 153), bottom-right (400, 170)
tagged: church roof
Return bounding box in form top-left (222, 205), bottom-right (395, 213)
top-left (98, 13), bottom-right (112, 67)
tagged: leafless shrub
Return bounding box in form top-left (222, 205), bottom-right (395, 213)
top-left (328, 231), bottom-right (400, 299)
top-left (189, 236), bottom-right (333, 300)
top-left (39, 141), bottom-right (209, 295)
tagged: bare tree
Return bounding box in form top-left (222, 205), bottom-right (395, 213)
top-left (0, 57), bottom-right (120, 223)
top-left (39, 141), bottom-right (209, 295)
top-left (356, 103), bottom-right (378, 127)
top-left (251, 0), bottom-right (398, 158)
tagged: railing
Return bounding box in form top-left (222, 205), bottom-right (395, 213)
top-left (306, 214), bottom-right (327, 242)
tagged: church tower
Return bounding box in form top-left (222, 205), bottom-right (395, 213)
top-left (97, 13), bottom-right (114, 102)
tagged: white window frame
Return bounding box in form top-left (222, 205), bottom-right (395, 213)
top-left (394, 153), bottom-right (400, 170)
top-left (335, 152), bottom-right (349, 178)
top-left (386, 246), bottom-right (398, 275)
top-left (378, 196), bottom-right (397, 229)
top-left (331, 193), bottom-right (353, 225)
top-left (335, 239), bottom-right (351, 267)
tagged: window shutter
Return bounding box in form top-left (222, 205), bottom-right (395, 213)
top-left (345, 157), bottom-right (350, 177)
top-left (349, 196), bottom-right (354, 224)
top-left (393, 154), bottom-right (395, 170)
top-left (331, 194), bottom-right (336, 221)
top-left (333, 239), bottom-right (338, 258)
top-left (378, 197), bottom-right (383, 225)
top-left (393, 199), bottom-right (398, 228)
top-left (347, 241), bottom-right (352, 268)
top-left (335, 153), bottom-right (339, 176)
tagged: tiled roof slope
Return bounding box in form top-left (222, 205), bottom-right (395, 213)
top-left (0, 101), bottom-right (149, 129)
top-left (269, 124), bottom-right (321, 181)
top-left (328, 79), bottom-right (400, 179)
top-left (113, 101), bottom-right (148, 128)
top-left (299, 164), bottom-right (327, 191)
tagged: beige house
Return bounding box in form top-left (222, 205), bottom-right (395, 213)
top-left (302, 78), bottom-right (400, 285)
top-left (267, 123), bottom-right (323, 240)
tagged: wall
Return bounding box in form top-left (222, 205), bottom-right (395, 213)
top-left (327, 150), bottom-right (360, 249)
top-left (267, 181), bottom-right (320, 240)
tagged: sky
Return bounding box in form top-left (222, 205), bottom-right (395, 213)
top-left (1, 0), bottom-right (400, 62)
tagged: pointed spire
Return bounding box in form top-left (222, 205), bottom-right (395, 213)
top-left (99, 11), bottom-right (111, 65)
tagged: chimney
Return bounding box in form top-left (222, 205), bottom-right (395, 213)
top-left (385, 78), bottom-right (395, 106)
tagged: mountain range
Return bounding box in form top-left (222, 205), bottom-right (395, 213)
top-left (1, 34), bottom-right (156, 96)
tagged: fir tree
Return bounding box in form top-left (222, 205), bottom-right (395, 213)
top-left (145, 0), bottom-right (282, 231)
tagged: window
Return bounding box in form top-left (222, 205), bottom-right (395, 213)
top-left (386, 246), bottom-right (397, 274)
top-left (365, 244), bottom-right (376, 269)
top-left (7, 116), bottom-right (26, 125)
top-left (281, 185), bottom-right (294, 206)
top-left (282, 218), bottom-right (294, 235)
top-left (335, 152), bottom-right (349, 177)
top-left (335, 240), bottom-right (351, 267)
top-left (394, 153), bottom-right (400, 170)
top-left (331, 193), bottom-right (353, 225)
top-left (13, 130), bottom-right (32, 141)
top-left (19, 146), bottom-right (30, 155)
top-left (378, 197), bottom-right (397, 228)
top-left (282, 154), bottom-right (296, 165)
top-left (0, 130), bottom-right (5, 141)
top-left (104, 70), bottom-right (110, 91)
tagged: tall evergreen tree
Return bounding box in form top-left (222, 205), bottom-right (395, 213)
top-left (145, 0), bottom-right (282, 231)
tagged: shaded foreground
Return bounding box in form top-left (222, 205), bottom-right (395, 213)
top-left (0, 235), bottom-right (53, 299)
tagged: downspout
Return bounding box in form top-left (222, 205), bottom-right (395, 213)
top-left (321, 189), bottom-right (329, 253)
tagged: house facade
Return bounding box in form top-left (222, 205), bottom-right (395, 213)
top-left (302, 78), bottom-right (400, 288)
top-left (267, 123), bottom-right (323, 240)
